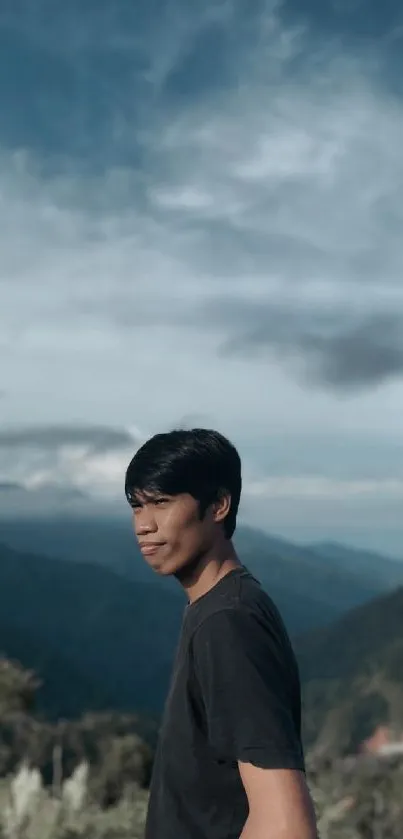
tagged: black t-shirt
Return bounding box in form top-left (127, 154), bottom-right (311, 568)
top-left (145, 566), bottom-right (305, 839)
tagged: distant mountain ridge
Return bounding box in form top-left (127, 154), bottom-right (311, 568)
top-left (308, 540), bottom-right (403, 589)
top-left (0, 541), bottom-right (184, 719)
top-left (1, 514), bottom-right (402, 637)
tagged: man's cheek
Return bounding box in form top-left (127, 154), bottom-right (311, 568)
top-left (163, 507), bottom-right (178, 530)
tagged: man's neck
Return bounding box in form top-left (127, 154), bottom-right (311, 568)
top-left (178, 541), bottom-right (241, 604)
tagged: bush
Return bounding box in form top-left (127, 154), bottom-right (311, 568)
top-left (0, 763), bottom-right (148, 839)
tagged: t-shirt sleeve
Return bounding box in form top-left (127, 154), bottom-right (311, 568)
top-left (191, 607), bottom-right (305, 770)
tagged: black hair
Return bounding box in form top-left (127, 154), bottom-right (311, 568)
top-left (125, 428), bottom-right (242, 539)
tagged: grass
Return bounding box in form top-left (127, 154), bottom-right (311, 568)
top-left (1, 754), bottom-right (403, 838)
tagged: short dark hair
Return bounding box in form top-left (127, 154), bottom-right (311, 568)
top-left (125, 428), bottom-right (242, 538)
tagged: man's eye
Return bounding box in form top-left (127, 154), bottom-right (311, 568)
top-left (154, 498), bottom-right (168, 505)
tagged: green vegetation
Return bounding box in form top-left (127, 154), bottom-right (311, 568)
top-left (0, 657), bottom-right (153, 808)
top-left (309, 753), bottom-right (403, 838)
top-left (1, 748), bottom-right (403, 838)
top-left (297, 586), bottom-right (403, 755)
top-left (0, 656), bottom-right (150, 837)
top-left (0, 767), bottom-right (149, 839)
top-left (1, 651), bottom-right (403, 837)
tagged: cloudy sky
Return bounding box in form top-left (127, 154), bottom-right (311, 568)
top-left (1, 0), bottom-right (403, 554)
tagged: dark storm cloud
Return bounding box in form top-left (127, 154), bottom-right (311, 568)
top-left (281, 0), bottom-right (402, 42)
top-left (297, 315), bottom-right (403, 389)
top-left (0, 424), bottom-right (136, 452)
top-left (3, 0), bottom-right (401, 175)
top-left (0, 0), bottom-right (241, 170)
top-left (207, 298), bottom-right (403, 390)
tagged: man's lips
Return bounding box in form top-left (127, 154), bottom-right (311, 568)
top-left (139, 542), bottom-right (165, 556)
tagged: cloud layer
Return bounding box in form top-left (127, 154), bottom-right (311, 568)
top-left (0, 424), bottom-right (141, 497)
top-left (1, 0), bottom-right (403, 552)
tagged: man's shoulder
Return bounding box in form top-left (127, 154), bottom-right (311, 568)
top-left (185, 567), bottom-right (287, 646)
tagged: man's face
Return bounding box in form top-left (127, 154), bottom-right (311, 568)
top-left (131, 492), bottom-right (216, 576)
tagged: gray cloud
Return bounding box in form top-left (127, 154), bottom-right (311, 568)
top-left (206, 299), bottom-right (403, 390)
top-left (0, 424), bottom-right (137, 453)
top-left (298, 315), bottom-right (403, 390)
top-left (0, 481), bottom-right (100, 519)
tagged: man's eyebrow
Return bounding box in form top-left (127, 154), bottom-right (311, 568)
top-left (129, 491), bottom-right (159, 505)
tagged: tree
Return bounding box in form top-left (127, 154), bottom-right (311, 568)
top-left (0, 657), bottom-right (41, 714)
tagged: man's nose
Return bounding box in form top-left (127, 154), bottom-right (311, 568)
top-left (135, 508), bottom-right (158, 535)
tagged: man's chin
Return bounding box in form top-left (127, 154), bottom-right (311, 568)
top-left (148, 556), bottom-right (175, 576)
top-left (148, 553), bottom-right (197, 578)
top-left (154, 563), bottom-right (173, 576)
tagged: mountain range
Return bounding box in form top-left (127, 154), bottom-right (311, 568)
top-left (0, 540), bottom-right (184, 719)
top-left (1, 510), bottom-right (403, 636)
top-left (1, 501), bottom-right (403, 752)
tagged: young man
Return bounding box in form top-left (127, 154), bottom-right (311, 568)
top-left (125, 428), bottom-right (318, 839)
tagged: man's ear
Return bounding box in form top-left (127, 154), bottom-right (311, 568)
top-left (213, 490), bottom-right (231, 523)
